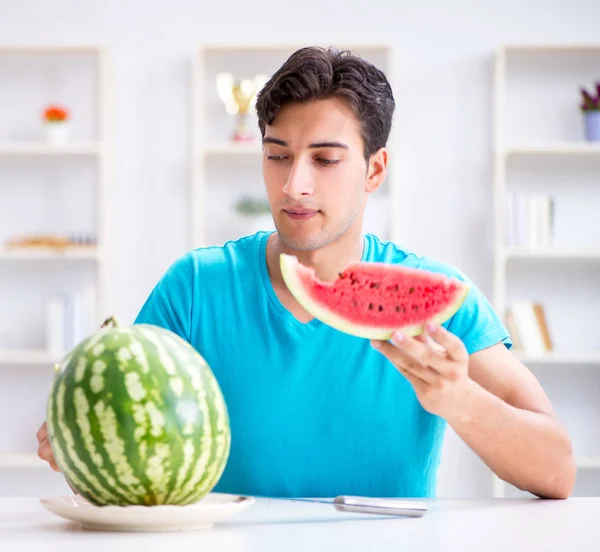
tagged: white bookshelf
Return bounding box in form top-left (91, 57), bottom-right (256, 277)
top-left (0, 142), bottom-right (102, 156)
top-left (0, 453), bottom-right (47, 469)
top-left (203, 142), bottom-right (262, 156)
top-left (492, 43), bottom-right (600, 498)
top-left (0, 45), bottom-right (112, 478)
top-left (506, 143), bottom-right (600, 156)
top-left (0, 248), bottom-right (102, 261)
top-left (0, 349), bottom-right (64, 366)
top-left (503, 248), bottom-right (600, 260)
top-left (577, 457), bottom-right (600, 469)
top-left (515, 351), bottom-right (600, 366)
top-left (191, 42), bottom-right (399, 249)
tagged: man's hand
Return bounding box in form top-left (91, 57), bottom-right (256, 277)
top-left (36, 422), bottom-right (61, 472)
top-left (371, 321), bottom-right (576, 499)
top-left (371, 322), bottom-right (475, 419)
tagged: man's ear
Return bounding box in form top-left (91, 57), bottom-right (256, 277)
top-left (365, 147), bottom-right (388, 193)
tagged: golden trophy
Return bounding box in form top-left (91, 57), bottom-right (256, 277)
top-left (216, 72), bottom-right (268, 142)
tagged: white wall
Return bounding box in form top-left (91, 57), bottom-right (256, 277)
top-left (1, 0), bottom-right (599, 499)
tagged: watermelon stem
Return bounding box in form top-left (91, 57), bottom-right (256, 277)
top-left (100, 315), bottom-right (120, 329)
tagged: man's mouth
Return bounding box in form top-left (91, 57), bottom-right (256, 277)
top-left (283, 208), bottom-right (319, 220)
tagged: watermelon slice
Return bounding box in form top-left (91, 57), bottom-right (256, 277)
top-left (280, 254), bottom-right (470, 340)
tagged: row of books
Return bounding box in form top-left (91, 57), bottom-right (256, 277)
top-left (505, 300), bottom-right (553, 355)
top-left (504, 191), bottom-right (554, 249)
top-left (45, 282), bottom-right (97, 355)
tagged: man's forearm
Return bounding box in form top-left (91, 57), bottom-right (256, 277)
top-left (446, 381), bottom-right (576, 499)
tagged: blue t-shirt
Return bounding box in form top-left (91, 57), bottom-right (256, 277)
top-left (133, 231), bottom-right (511, 498)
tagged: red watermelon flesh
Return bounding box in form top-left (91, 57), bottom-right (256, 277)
top-left (280, 254), bottom-right (470, 340)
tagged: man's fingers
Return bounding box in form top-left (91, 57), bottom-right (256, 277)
top-left (389, 331), bottom-right (453, 373)
top-left (38, 440), bottom-right (61, 472)
top-left (36, 421), bottom-right (61, 472)
top-left (425, 323), bottom-right (468, 363)
top-left (36, 422), bottom-right (47, 442)
top-left (40, 449), bottom-right (61, 472)
top-left (397, 364), bottom-right (428, 395)
top-left (38, 441), bottom-right (50, 460)
top-left (371, 340), bottom-right (438, 386)
top-left (415, 334), bottom-right (446, 355)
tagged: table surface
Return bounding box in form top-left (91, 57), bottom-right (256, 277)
top-left (1, 495), bottom-right (599, 551)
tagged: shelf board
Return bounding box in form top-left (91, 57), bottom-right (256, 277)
top-left (202, 142), bottom-right (262, 156)
top-left (0, 349), bottom-right (64, 366)
top-left (0, 142), bottom-right (102, 157)
top-left (515, 352), bottom-right (600, 365)
top-left (502, 43), bottom-right (600, 53)
top-left (503, 248), bottom-right (600, 261)
top-left (197, 42), bottom-right (390, 53)
top-left (0, 453), bottom-right (47, 469)
top-left (577, 456), bottom-right (600, 469)
top-left (0, 45), bottom-right (105, 54)
top-left (503, 143), bottom-right (600, 156)
top-left (0, 247), bottom-right (101, 261)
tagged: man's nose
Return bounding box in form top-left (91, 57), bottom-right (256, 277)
top-left (282, 159), bottom-right (314, 198)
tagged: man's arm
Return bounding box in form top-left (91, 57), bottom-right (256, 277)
top-left (371, 325), bottom-right (576, 500)
top-left (449, 342), bottom-right (576, 499)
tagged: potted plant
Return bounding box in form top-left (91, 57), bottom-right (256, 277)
top-left (42, 104), bottom-right (70, 145)
top-left (580, 82), bottom-right (600, 142)
top-left (234, 195), bottom-right (274, 234)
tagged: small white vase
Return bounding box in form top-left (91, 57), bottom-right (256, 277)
top-left (44, 122), bottom-right (70, 145)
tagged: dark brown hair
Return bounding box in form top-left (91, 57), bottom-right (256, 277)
top-left (255, 46), bottom-right (395, 160)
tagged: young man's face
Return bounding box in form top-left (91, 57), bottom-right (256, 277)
top-left (261, 97), bottom-right (386, 252)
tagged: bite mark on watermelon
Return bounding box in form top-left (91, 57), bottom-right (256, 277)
top-left (280, 254), bottom-right (470, 340)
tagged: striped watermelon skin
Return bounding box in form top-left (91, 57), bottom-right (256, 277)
top-left (46, 322), bottom-right (231, 506)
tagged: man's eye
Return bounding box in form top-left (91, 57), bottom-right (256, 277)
top-left (267, 155), bottom-right (287, 161)
top-left (316, 158), bottom-right (340, 166)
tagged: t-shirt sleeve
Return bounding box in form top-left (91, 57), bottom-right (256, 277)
top-left (133, 252), bottom-right (194, 343)
top-left (443, 270), bottom-right (512, 355)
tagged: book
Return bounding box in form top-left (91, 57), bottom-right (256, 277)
top-left (505, 191), bottom-right (554, 250)
top-left (505, 301), bottom-right (553, 355)
top-left (45, 282), bottom-right (97, 354)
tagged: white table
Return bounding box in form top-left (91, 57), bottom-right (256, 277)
top-left (1, 496), bottom-right (598, 551)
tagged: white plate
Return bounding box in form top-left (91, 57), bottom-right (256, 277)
top-left (40, 493), bottom-right (255, 532)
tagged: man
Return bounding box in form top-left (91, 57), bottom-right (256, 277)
top-left (37, 46), bottom-right (576, 500)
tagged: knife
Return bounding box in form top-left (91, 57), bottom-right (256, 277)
top-left (262, 495), bottom-right (428, 517)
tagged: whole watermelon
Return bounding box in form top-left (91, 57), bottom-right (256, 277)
top-left (46, 316), bottom-right (231, 506)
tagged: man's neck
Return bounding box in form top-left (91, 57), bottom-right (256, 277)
top-left (266, 230), bottom-right (365, 288)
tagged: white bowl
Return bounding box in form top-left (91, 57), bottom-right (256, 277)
top-left (39, 492), bottom-right (255, 532)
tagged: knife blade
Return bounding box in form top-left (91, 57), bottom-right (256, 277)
top-left (264, 495), bottom-right (428, 517)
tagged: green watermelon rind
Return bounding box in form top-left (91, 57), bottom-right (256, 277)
top-left (280, 253), bottom-right (470, 340)
top-left (46, 324), bottom-right (231, 507)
